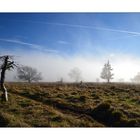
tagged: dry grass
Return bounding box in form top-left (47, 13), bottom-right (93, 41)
top-left (0, 82), bottom-right (139, 127)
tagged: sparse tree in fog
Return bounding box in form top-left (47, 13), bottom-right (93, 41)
top-left (131, 72), bottom-right (140, 83)
top-left (100, 60), bottom-right (114, 83)
top-left (60, 77), bottom-right (63, 84)
top-left (0, 55), bottom-right (17, 101)
top-left (56, 77), bottom-right (63, 85)
top-left (68, 67), bottom-right (82, 82)
top-left (118, 78), bottom-right (124, 83)
top-left (17, 66), bottom-right (42, 83)
top-left (96, 78), bottom-right (100, 83)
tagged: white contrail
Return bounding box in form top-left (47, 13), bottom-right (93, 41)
top-left (0, 38), bottom-right (58, 53)
top-left (105, 34), bottom-right (140, 41)
top-left (18, 19), bottom-right (140, 36)
top-left (43, 22), bottom-right (140, 35)
top-left (0, 38), bottom-right (39, 48)
top-left (4, 18), bottom-right (140, 36)
top-left (3, 19), bottom-right (140, 36)
top-left (5, 19), bottom-right (140, 36)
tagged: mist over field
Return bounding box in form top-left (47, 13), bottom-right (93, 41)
top-left (5, 51), bottom-right (140, 82)
top-left (0, 13), bottom-right (140, 128)
top-left (1, 13), bottom-right (140, 82)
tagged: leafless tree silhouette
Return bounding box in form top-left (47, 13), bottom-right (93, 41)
top-left (0, 55), bottom-right (17, 101)
top-left (17, 66), bottom-right (42, 83)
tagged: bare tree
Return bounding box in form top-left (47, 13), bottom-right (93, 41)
top-left (100, 60), bottom-right (114, 83)
top-left (17, 66), bottom-right (42, 83)
top-left (68, 67), bottom-right (82, 82)
top-left (0, 55), bottom-right (16, 101)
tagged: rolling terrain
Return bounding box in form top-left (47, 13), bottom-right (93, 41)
top-left (0, 82), bottom-right (140, 127)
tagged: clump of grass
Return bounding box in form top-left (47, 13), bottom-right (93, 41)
top-left (90, 102), bottom-right (138, 127)
top-left (71, 91), bottom-right (78, 95)
top-left (92, 94), bottom-right (100, 100)
top-left (125, 119), bottom-right (139, 127)
top-left (0, 112), bottom-right (30, 127)
top-left (79, 95), bottom-right (86, 102)
top-left (56, 93), bottom-right (66, 98)
top-left (50, 115), bottom-right (63, 122)
top-left (90, 102), bottom-right (112, 123)
top-left (31, 119), bottom-right (51, 127)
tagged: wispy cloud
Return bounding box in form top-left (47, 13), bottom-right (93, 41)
top-left (40, 22), bottom-right (140, 36)
top-left (4, 19), bottom-right (140, 36)
top-left (13, 19), bottom-right (140, 36)
top-left (0, 38), bottom-right (59, 53)
top-left (105, 34), bottom-right (140, 41)
top-left (57, 40), bottom-right (69, 45)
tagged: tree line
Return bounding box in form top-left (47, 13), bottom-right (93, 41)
top-left (0, 54), bottom-right (139, 101)
top-left (0, 55), bottom-right (115, 101)
top-left (69, 60), bottom-right (114, 83)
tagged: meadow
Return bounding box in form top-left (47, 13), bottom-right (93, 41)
top-left (0, 82), bottom-right (139, 127)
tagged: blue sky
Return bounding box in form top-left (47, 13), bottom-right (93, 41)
top-left (1, 13), bottom-right (140, 81)
top-left (1, 13), bottom-right (140, 56)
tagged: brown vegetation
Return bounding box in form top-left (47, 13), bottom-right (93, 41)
top-left (0, 82), bottom-right (139, 127)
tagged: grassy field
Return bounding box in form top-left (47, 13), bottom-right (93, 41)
top-left (0, 82), bottom-right (139, 127)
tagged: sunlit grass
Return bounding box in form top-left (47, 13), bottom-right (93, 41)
top-left (0, 82), bottom-right (139, 127)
